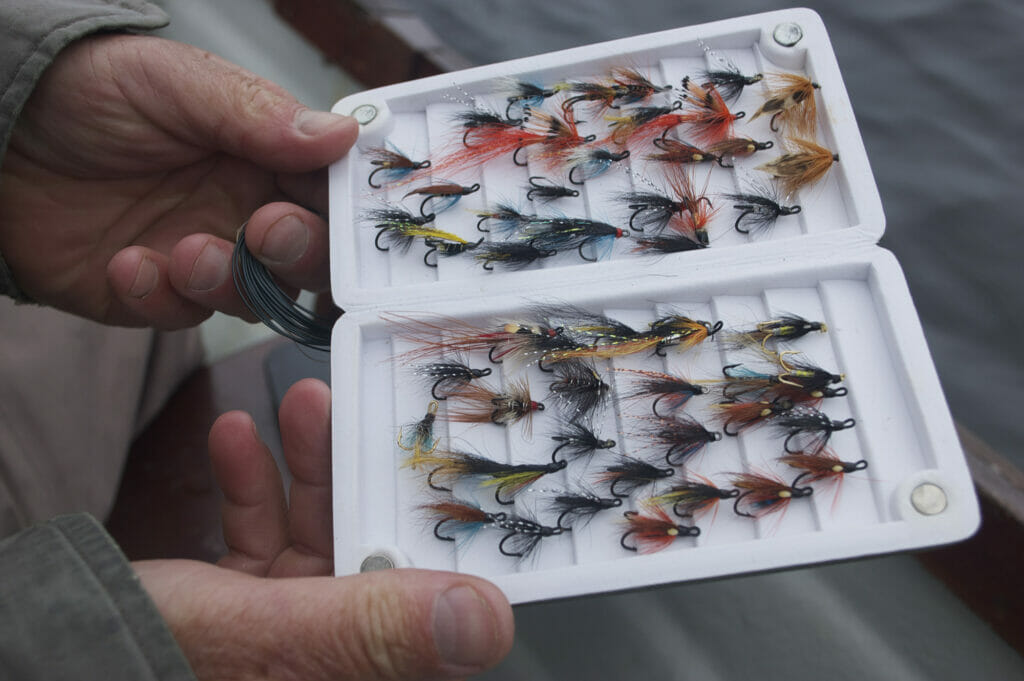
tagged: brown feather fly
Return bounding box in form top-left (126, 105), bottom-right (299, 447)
top-left (442, 378), bottom-right (544, 437)
top-left (749, 73), bottom-right (820, 137)
top-left (756, 138), bottom-right (838, 197)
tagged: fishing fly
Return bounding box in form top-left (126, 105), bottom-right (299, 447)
top-left (526, 176), bottom-right (579, 202)
top-left (664, 167), bottom-right (716, 246)
top-left (757, 138), bottom-right (838, 196)
top-left (538, 313), bottom-right (720, 365)
top-left (706, 137), bottom-right (773, 167)
top-left (713, 396), bottom-right (796, 436)
top-left (749, 73), bottom-right (820, 136)
top-left (632, 233), bottom-right (705, 255)
top-left (547, 360), bottom-right (611, 420)
top-left (646, 314), bottom-right (723, 356)
top-left (403, 182), bottom-right (480, 217)
top-left (565, 148), bottom-right (631, 185)
top-left (500, 78), bottom-right (564, 119)
top-left (423, 497), bottom-right (506, 544)
top-left (619, 190), bottom-right (690, 234)
top-left (620, 504), bottom-right (700, 553)
top-left (423, 498), bottom-right (565, 558)
top-left (635, 414), bottom-right (721, 465)
top-left (366, 145), bottom-right (431, 188)
top-left (648, 473), bottom-right (739, 520)
top-left (770, 407), bottom-right (856, 454)
top-left (730, 470), bottom-right (813, 518)
top-left (619, 166), bottom-right (711, 234)
top-left (598, 456), bottom-right (676, 498)
top-left (475, 202), bottom-right (535, 234)
top-left (720, 358), bottom-right (845, 405)
top-left (603, 102), bottom-right (687, 147)
top-left (550, 418), bottom-right (616, 463)
top-left (724, 178), bottom-right (801, 236)
top-left (422, 236), bottom-right (483, 267)
top-left (697, 53), bottom-right (763, 103)
top-left (561, 67), bottom-right (671, 114)
top-left (415, 447), bottom-right (567, 504)
top-left (617, 368), bottom-right (707, 416)
top-left (779, 448), bottom-right (868, 489)
top-left (518, 217), bottom-right (627, 262)
top-left (414, 360), bottom-right (492, 400)
top-left (440, 108), bottom-right (594, 172)
top-left (442, 378), bottom-right (545, 436)
top-left (643, 137), bottom-right (717, 167)
top-left (723, 314), bottom-right (827, 352)
top-left (492, 513), bottom-right (566, 558)
top-left (533, 303), bottom-right (641, 348)
top-left (677, 77), bottom-right (745, 146)
top-left (547, 489), bottom-right (622, 530)
top-left (475, 241), bottom-right (556, 270)
top-left (397, 401), bottom-right (439, 468)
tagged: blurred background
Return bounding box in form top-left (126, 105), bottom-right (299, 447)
top-left (148, 1), bottom-right (1024, 678)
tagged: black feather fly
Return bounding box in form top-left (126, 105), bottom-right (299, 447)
top-left (770, 407), bottom-right (856, 454)
top-left (724, 184), bottom-right (801, 236)
top-left (598, 456), bottom-right (675, 498)
top-left (550, 419), bottom-right (616, 463)
top-left (548, 360), bottom-right (610, 420)
top-left (414, 359), bottom-right (492, 400)
top-left (548, 489), bottom-right (622, 529)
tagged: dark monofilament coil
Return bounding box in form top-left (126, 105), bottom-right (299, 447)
top-left (232, 223), bottom-right (336, 351)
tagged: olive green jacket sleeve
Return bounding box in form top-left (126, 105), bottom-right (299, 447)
top-left (0, 514), bottom-right (196, 680)
top-left (0, 0), bottom-right (169, 301)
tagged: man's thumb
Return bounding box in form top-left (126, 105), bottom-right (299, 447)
top-left (137, 561), bottom-right (515, 681)
top-left (117, 36), bottom-right (358, 172)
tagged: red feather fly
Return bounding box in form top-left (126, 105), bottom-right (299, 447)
top-left (712, 397), bottom-right (795, 436)
top-left (620, 504), bottom-right (700, 553)
top-left (677, 77), bottom-right (745, 146)
top-left (729, 470), bottom-right (813, 519)
top-left (778, 448), bottom-right (867, 512)
top-left (602, 104), bottom-right (686, 147)
top-left (643, 138), bottom-right (717, 167)
top-left (662, 167), bottom-right (716, 246)
top-left (435, 108), bottom-right (593, 174)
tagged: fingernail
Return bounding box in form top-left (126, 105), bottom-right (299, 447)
top-left (129, 257), bottom-right (159, 298)
top-left (187, 242), bottom-right (228, 292)
top-left (261, 215), bottom-right (308, 265)
top-left (295, 109), bottom-right (350, 136)
top-left (433, 585), bottom-right (498, 669)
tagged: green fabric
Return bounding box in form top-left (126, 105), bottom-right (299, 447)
top-left (0, 514), bottom-right (196, 680)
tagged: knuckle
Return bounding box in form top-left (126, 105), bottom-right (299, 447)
top-left (340, 585), bottom-right (436, 680)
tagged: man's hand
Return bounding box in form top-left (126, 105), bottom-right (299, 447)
top-left (134, 379), bottom-right (515, 680)
top-left (0, 34), bottom-right (354, 327)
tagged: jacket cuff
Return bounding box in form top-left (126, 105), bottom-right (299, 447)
top-left (0, 513), bottom-right (197, 680)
